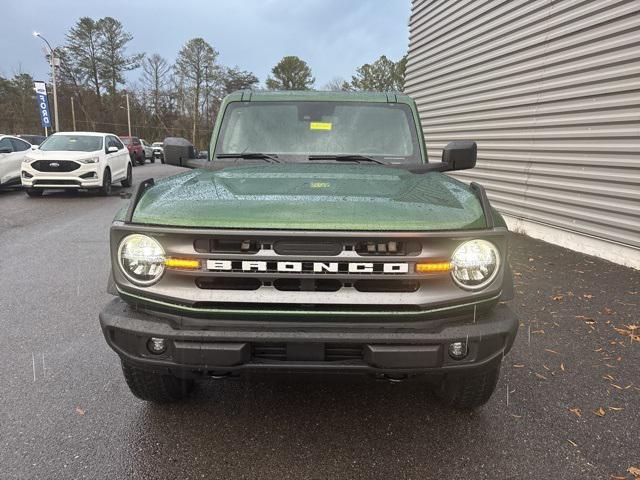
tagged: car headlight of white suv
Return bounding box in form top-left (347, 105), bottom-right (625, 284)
top-left (78, 156), bottom-right (100, 164)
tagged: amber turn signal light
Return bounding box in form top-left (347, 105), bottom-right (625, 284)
top-left (164, 258), bottom-right (201, 269)
top-left (415, 262), bottom-right (451, 273)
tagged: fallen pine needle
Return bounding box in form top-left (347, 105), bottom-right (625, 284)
top-left (545, 348), bottom-right (560, 355)
top-left (535, 373), bottom-right (547, 380)
top-left (567, 439), bottom-right (577, 447)
top-left (594, 407), bottom-right (606, 417)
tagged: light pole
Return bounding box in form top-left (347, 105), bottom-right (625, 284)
top-left (125, 92), bottom-right (132, 137)
top-left (33, 31), bottom-right (59, 133)
top-left (120, 93), bottom-right (132, 137)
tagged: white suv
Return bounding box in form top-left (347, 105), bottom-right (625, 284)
top-left (0, 135), bottom-right (32, 188)
top-left (21, 132), bottom-right (132, 197)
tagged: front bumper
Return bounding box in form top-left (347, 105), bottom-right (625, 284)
top-left (100, 298), bottom-right (518, 377)
top-left (21, 162), bottom-right (102, 189)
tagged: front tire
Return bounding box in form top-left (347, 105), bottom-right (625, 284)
top-left (435, 362), bottom-right (501, 409)
top-left (99, 168), bottom-right (112, 196)
top-left (121, 163), bottom-right (133, 187)
top-left (26, 188), bottom-right (43, 197)
top-left (121, 361), bottom-right (195, 403)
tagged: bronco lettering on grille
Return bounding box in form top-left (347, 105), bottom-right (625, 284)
top-left (206, 260), bottom-right (410, 274)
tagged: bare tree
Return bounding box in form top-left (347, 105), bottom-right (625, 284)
top-left (174, 38), bottom-right (218, 146)
top-left (141, 53), bottom-right (171, 131)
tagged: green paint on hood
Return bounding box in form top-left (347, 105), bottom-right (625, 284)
top-left (122, 164), bottom-right (486, 231)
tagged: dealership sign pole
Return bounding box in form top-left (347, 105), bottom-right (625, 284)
top-left (34, 81), bottom-right (51, 136)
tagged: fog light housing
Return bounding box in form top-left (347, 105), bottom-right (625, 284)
top-left (449, 341), bottom-right (468, 360)
top-left (147, 337), bottom-right (166, 355)
top-left (22, 171), bottom-right (33, 179)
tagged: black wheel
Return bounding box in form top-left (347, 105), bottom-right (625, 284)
top-left (26, 188), bottom-right (43, 197)
top-left (160, 156), bottom-right (165, 164)
top-left (121, 361), bottom-right (195, 403)
top-left (435, 362), bottom-right (501, 409)
top-left (150, 157), bottom-right (155, 164)
top-left (99, 168), bottom-right (112, 196)
top-left (121, 163), bottom-right (132, 187)
top-left (138, 153), bottom-right (145, 166)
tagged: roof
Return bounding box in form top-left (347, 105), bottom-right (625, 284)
top-left (51, 131), bottom-right (111, 136)
top-left (224, 90), bottom-right (414, 104)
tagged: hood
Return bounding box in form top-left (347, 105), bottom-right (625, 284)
top-left (125, 163), bottom-right (486, 231)
top-left (26, 150), bottom-right (101, 161)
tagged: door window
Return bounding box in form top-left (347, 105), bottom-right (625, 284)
top-left (10, 138), bottom-right (30, 151)
top-left (0, 138), bottom-right (13, 152)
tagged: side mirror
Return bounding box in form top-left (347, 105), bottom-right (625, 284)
top-left (107, 146), bottom-right (119, 153)
top-left (163, 137), bottom-right (198, 168)
top-left (198, 150), bottom-right (209, 160)
top-left (442, 140), bottom-right (476, 171)
top-left (0, 148), bottom-right (12, 154)
top-left (31, 145), bottom-right (39, 150)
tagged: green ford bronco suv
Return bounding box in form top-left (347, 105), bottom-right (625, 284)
top-left (100, 90), bottom-right (517, 409)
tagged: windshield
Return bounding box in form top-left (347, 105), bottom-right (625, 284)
top-left (39, 134), bottom-right (103, 152)
top-left (215, 101), bottom-right (422, 163)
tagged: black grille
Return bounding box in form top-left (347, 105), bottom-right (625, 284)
top-left (273, 278), bottom-right (342, 292)
top-left (196, 277), bottom-right (261, 290)
top-left (31, 160), bottom-right (80, 172)
top-left (273, 240), bottom-right (342, 256)
top-left (33, 180), bottom-right (80, 186)
top-left (252, 343), bottom-right (363, 362)
top-left (354, 280), bottom-right (420, 293)
top-left (194, 238), bottom-right (258, 254)
top-left (355, 240), bottom-right (421, 256)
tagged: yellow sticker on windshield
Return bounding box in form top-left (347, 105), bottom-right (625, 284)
top-left (310, 122), bottom-right (332, 131)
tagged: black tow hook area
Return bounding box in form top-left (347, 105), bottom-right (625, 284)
top-left (377, 373), bottom-right (409, 383)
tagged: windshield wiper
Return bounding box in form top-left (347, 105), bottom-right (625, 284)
top-left (216, 153), bottom-right (281, 163)
top-left (308, 154), bottom-right (387, 165)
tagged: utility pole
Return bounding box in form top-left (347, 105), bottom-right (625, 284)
top-left (125, 92), bottom-right (132, 137)
top-left (33, 32), bottom-right (59, 132)
top-left (71, 96), bottom-right (76, 131)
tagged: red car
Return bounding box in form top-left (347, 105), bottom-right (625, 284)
top-left (119, 136), bottom-right (145, 166)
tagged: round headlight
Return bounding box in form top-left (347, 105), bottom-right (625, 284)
top-left (117, 234), bottom-right (165, 286)
top-left (450, 239), bottom-right (500, 290)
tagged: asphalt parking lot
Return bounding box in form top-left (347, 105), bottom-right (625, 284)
top-left (0, 162), bottom-right (638, 480)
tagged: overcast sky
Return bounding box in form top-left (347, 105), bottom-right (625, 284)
top-left (3, 0), bottom-right (410, 88)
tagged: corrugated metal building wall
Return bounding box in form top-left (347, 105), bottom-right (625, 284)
top-left (405, 0), bottom-right (640, 268)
